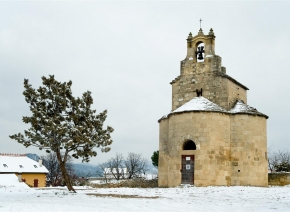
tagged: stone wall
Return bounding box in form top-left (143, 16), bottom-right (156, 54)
top-left (268, 173), bottom-right (290, 186)
top-left (158, 112), bottom-right (268, 187)
top-left (158, 118), bottom-right (169, 187)
top-left (230, 114), bottom-right (268, 186)
top-left (171, 56), bottom-right (229, 111)
top-left (227, 79), bottom-right (247, 109)
top-left (159, 111), bottom-right (232, 187)
top-left (171, 56), bottom-right (248, 111)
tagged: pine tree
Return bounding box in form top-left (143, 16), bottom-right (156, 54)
top-left (10, 75), bottom-right (114, 192)
top-left (151, 150), bottom-right (159, 167)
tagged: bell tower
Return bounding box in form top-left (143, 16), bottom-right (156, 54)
top-left (171, 28), bottom-right (248, 111)
top-left (185, 28), bottom-right (215, 62)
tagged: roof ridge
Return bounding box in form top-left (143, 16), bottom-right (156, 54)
top-left (0, 153), bottom-right (27, 157)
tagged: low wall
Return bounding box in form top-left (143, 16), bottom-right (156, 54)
top-left (268, 173), bottom-right (290, 186)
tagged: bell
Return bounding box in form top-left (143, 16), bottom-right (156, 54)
top-left (197, 46), bottom-right (204, 60)
top-left (198, 54), bottom-right (204, 60)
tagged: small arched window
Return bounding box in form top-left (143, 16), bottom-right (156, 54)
top-left (196, 42), bottom-right (204, 62)
top-left (183, 140), bottom-right (196, 150)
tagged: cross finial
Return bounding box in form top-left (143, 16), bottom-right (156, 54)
top-left (199, 18), bottom-right (202, 29)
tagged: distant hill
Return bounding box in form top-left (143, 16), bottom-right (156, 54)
top-left (146, 163), bottom-right (158, 174)
top-left (73, 163), bottom-right (158, 177)
top-left (72, 163), bottom-right (101, 177)
top-left (26, 153), bottom-right (40, 162)
top-left (26, 153), bottom-right (157, 177)
top-left (26, 153), bottom-right (100, 177)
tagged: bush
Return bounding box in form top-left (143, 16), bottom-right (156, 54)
top-left (90, 178), bottom-right (158, 188)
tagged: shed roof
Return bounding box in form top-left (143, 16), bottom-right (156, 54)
top-left (0, 154), bottom-right (48, 174)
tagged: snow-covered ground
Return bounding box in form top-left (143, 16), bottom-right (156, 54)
top-left (1, 174), bottom-right (290, 212)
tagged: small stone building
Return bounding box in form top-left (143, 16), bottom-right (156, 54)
top-left (158, 28), bottom-right (268, 187)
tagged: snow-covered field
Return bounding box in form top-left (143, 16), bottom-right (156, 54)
top-left (1, 174), bottom-right (290, 212)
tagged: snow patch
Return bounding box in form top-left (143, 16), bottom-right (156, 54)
top-left (0, 174), bottom-right (29, 188)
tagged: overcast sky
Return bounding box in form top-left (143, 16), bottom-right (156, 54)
top-left (0, 1), bottom-right (289, 165)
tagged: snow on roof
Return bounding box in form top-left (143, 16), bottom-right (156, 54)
top-left (158, 97), bottom-right (268, 122)
top-left (0, 154), bottom-right (48, 174)
top-left (229, 100), bottom-right (268, 118)
top-left (172, 96), bottom-right (227, 113)
top-left (158, 97), bottom-right (226, 122)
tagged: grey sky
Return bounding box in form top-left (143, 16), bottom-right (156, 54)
top-left (0, 1), bottom-right (289, 164)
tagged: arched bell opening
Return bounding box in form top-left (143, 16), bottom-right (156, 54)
top-left (183, 140), bottom-right (196, 150)
top-left (196, 42), bottom-right (205, 62)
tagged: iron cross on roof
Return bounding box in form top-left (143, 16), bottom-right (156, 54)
top-left (199, 18), bottom-right (202, 29)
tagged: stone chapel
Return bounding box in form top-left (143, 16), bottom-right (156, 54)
top-left (158, 28), bottom-right (268, 187)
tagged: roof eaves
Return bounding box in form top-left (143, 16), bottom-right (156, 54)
top-left (170, 76), bottom-right (180, 85)
top-left (165, 110), bottom-right (230, 120)
top-left (158, 109), bottom-right (269, 122)
top-left (222, 74), bottom-right (249, 90)
top-left (158, 115), bottom-right (169, 123)
top-left (230, 112), bottom-right (269, 119)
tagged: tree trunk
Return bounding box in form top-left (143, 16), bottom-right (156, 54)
top-left (56, 150), bottom-right (76, 193)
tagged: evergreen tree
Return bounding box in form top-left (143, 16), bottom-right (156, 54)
top-left (151, 150), bottom-right (159, 167)
top-left (274, 162), bottom-right (290, 172)
top-left (10, 75), bottom-right (114, 192)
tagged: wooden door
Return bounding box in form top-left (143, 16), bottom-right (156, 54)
top-left (34, 179), bottom-right (38, 187)
top-left (181, 155), bottom-right (194, 184)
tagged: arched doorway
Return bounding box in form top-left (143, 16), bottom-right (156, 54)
top-left (182, 140), bottom-right (196, 184)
